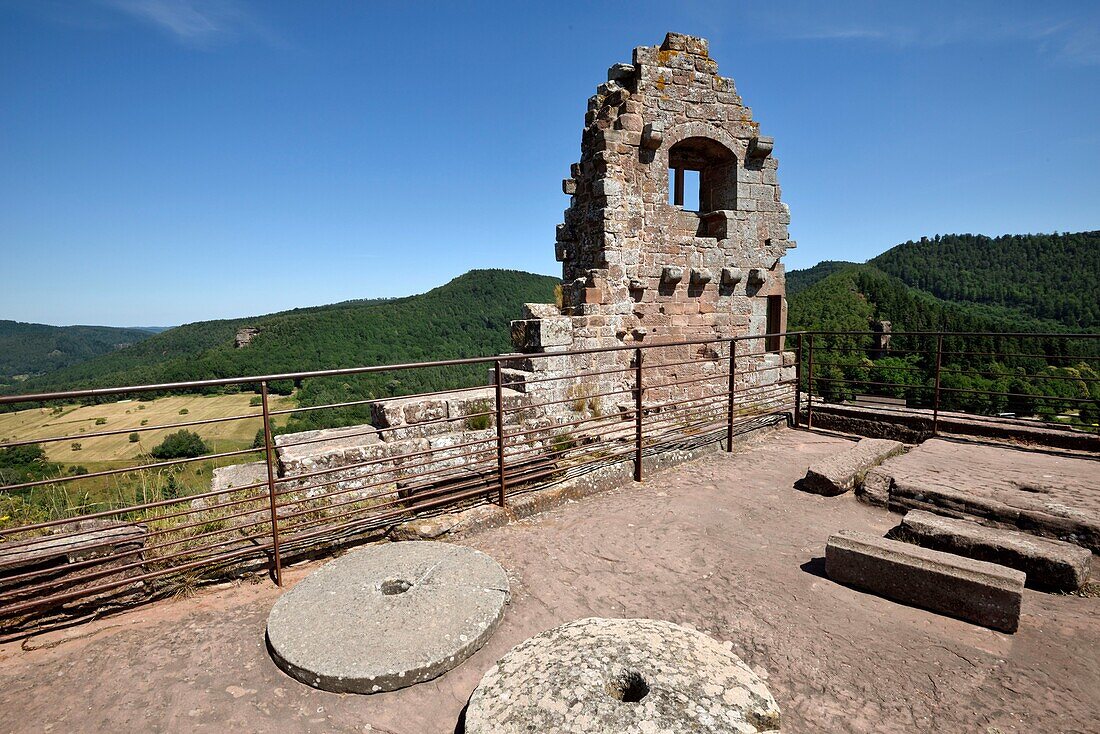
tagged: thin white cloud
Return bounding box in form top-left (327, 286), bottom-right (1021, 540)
top-left (102, 0), bottom-right (278, 48)
top-left (783, 12), bottom-right (1100, 67)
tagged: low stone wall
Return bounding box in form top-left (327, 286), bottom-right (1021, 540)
top-left (806, 401), bottom-right (1097, 452)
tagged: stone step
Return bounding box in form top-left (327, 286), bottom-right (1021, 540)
top-left (825, 529), bottom-right (1025, 633)
top-left (800, 438), bottom-right (905, 496)
top-left (887, 510), bottom-right (1091, 593)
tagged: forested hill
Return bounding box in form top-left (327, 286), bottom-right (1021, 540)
top-left (787, 231), bottom-right (1099, 335)
top-left (869, 231), bottom-right (1099, 329)
top-left (5, 270), bottom-right (559, 395)
top-left (0, 322), bottom-right (159, 381)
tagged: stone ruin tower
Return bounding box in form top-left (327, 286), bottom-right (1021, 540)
top-left (509, 33), bottom-right (795, 408)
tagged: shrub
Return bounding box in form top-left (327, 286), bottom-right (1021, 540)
top-left (71, 442), bottom-right (82, 452)
top-left (464, 399), bottom-right (493, 430)
top-left (94, 417), bottom-right (107, 425)
top-left (140, 419), bottom-right (149, 426)
top-left (128, 433), bottom-right (141, 443)
top-left (150, 430), bottom-right (209, 460)
top-left (178, 408), bottom-right (189, 415)
top-left (249, 396), bottom-right (262, 407)
top-left (268, 380), bottom-right (294, 396)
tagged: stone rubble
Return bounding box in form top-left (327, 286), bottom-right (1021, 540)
top-left (800, 437), bottom-right (905, 496)
top-left (887, 509), bottom-right (1092, 592)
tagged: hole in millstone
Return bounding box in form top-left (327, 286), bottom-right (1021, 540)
top-left (380, 578), bottom-right (413, 595)
top-left (607, 669), bottom-right (650, 703)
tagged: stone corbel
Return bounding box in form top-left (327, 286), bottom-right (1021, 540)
top-left (721, 267), bottom-right (744, 287)
top-left (661, 265), bottom-right (684, 284)
top-left (641, 120), bottom-right (664, 150)
top-left (746, 136), bottom-right (774, 162)
top-left (748, 268), bottom-right (767, 288)
top-left (690, 268), bottom-right (713, 286)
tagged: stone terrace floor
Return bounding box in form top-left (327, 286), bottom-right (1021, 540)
top-left (1, 429), bottom-right (1097, 734)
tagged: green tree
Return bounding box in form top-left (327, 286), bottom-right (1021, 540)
top-left (150, 430), bottom-right (210, 460)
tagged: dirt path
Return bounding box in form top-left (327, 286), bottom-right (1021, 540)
top-left (1, 429), bottom-right (1096, 733)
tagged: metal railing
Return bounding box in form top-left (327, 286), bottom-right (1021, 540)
top-left (0, 333), bottom-right (794, 627)
top-left (0, 328), bottom-right (1095, 628)
top-left (798, 331), bottom-right (1100, 440)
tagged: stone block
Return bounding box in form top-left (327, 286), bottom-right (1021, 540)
top-left (800, 438), bottom-right (905, 496)
top-left (747, 135), bottom-right (774, 162)
top-left (641, 120), bottom-right (663, 149)
top-left (721, 267), bottom-right (744, 287)
top-left (511, 317), bottom-right (573, 352)
top-left (887, 510), bottom-right (1091, 592)
top-left (825, 530), bottom-right (1025, 633)
top-left (661, 265), bottom-right (684, 284)
top-left (690, 268), bottom-right (713, 286)
top-left (561, 178), bottom-right (576, 195)
top-left (606, 63), bottom-right (635, 82)
top-left (661, 32), bottom-right (709, 57)
top-left (523, 303), bottom-right (561, 320)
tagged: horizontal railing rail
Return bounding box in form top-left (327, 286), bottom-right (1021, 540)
top-left (0, 328), bottom-right (1095, 629)
top-left (0, 332), bottom-right (794, 627)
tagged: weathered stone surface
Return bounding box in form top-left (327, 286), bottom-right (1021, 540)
top-left (858, 438), bottom-right (1100, 551)
top-left (826, 530), bottom-right (1025, 633)
top-left (465, 617), bottom-right (780, 733)
top-left (887, 510), bottom-right (1092, 592)
top-left (266, 541), bottom-right (509, 694)
top-left (800, 438), bottom-right (905, 496)
top-left (0, 520), bottom-right (148, 613)
top-left (275, 425), bottom-right (380, 465)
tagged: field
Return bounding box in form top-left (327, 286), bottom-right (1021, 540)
top-left (0, 393), bottom-right (295, 464)
top-left (0, 393), bottom-right (297, 529)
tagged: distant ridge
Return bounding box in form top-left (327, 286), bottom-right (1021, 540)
top-left (4, 269), bottom-right (559, 396)
top-left (788, 231), bottom-right (1100, 334)
top-left (0, 321), bottom-right (159, 382)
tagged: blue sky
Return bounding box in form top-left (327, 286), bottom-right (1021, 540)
top-left (2, 1), bottom-right (1098, 326)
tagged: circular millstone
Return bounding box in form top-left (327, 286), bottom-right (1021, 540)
top-left (464, 618), bottom-right (781, 733)
top-left (266, 541), bottom-right (509, 694)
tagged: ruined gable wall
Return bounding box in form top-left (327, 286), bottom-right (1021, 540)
top-left (514, 33), bottom-right (797, 405)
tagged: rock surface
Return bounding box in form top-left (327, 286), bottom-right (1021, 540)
top-left (800, 438), bottom-right (904, 495)
top-left (266, 541), bottom-right (508, 694)
top-left (464, 617), bottom-right (781, 733)
top-left (826, 529), bottom-right (1025, 633)
top-left (887, 510), bottom-right (1092, 592)
top-left (856, 438), bottom-right (1100, 551)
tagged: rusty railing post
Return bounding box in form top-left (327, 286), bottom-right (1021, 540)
top-left (794, 332), bottom-right (803, 426)
top-left (932, 333), bottom-right (944, 437)
top-left (805, 334), bottom-right (815, 429)
top-left (493, 360), bottom-right (507, 507)
top-left (260, 380), bottom-right (283, 587)
top-left (495, 360), bottom-right (506, 506)
top-left (634, 347), bottom-right (643, 482)
top-left (726, 339), bottom-right (737, 451)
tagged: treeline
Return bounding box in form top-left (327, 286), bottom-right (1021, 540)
top-left (1, 270), bottom-right (560, 425)
top-left (0, 321), bottom-right (158, 381)
top-left (787, 265), bottom-right (1099, 427)
top-left (871, 231), bottom-right (1100, 329)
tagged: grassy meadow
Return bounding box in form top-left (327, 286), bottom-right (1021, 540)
top-left (0, 393), bottom-right (295, 529)
top-left (0, 393), bottom-right (294, 463)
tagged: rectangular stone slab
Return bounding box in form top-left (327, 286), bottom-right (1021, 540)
top-left (887, 510), bottom-right (1091, 592)
top-left (801, 438), bottom-right (905, 496)
top-left (825, 530), bottom-right (1025, 633)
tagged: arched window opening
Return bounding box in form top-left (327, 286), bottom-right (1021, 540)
top-left (667, 137), bottom-right (737, 213)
